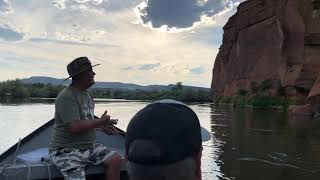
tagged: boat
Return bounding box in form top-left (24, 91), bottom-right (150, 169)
top-left (0, 119), bottom-right (128, 180)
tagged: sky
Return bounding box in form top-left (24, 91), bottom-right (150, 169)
top-left (0, 0), bottom-right (243, 87)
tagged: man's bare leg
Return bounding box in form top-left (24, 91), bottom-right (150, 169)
top-left (103, 153), bottom-right (121, 180)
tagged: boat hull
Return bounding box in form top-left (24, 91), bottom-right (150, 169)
top-left (0, 119), bottom-right (128, 180)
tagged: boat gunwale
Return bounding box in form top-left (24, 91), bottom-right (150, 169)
top-left (0, 119), bottom-right (54, 163)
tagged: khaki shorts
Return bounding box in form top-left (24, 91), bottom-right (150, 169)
top-left (49, 143), bottom-right (116, 180)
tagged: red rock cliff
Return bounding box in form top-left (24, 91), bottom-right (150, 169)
top-left (211, 0), bottom-right (320, 99)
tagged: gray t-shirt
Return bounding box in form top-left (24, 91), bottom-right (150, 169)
top-left (49, 86), bottom-right (96, 150)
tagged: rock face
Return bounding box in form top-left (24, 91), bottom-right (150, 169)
top-left (211, 0), bottom-right (320, 100)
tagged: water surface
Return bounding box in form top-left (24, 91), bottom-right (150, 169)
top-left (1, 99), bottom-right (320, 180)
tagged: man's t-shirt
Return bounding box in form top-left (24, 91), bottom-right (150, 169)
top-left (49, 86), bottom-right (96, 150)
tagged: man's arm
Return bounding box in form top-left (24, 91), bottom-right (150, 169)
top-left (68, 111), bottom-right (110, 133)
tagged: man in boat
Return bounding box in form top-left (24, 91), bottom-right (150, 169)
top-left (49, 56), bottom-right (121, 180)
top-left (125, 99), bottom-right (210, 180)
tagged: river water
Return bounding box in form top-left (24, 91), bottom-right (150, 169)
top-left (1, 99), bottom-right (320, 180)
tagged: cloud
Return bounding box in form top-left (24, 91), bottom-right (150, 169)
top-left (0, 52), bottom-right (61, 80)
top-left (29, 38), bottom-right (116, 48)
top-left (52, 0), bottom-right (141, 11)
top-left (190, 66), bottom-right (206, 74)
top-left (0, 25), bottom-right (24, 42)
top-left (0, 0), bottom-right (13, 14)
top-left (135, 0), bottom-right (243, 31)
top-left (52, 0), bottom-right (105, 10)
top-left (122, 66), bottom-right (134, 71)
top-left (52, 0), bottom-right (66, 9)
top-left (123, 63), bottom-right (163, 71)
top-left (138, 63), bottom-right (161, 70)
top-left (0, 0), bottom-right (225, 87)
top-left (0, 51), bottom-right (61, 72)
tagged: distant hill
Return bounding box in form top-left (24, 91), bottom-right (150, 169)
top-left (21, 76), bottom-right (210, 92)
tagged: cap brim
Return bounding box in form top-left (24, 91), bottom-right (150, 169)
top-left (63, 63), bottom-right (100, 81)
top-left (201, 126), bottom-right (211, 142)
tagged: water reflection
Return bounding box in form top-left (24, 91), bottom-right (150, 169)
top-left (210, 105), bottom-right (320, 180)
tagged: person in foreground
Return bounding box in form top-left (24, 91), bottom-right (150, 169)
top-left (49, 57), bottom-right (121, 180)
top-left (125, 99), bottom-right (211, 180)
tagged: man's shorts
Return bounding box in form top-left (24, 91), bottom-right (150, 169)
top-left (49, 143), bottom-right (116, 180)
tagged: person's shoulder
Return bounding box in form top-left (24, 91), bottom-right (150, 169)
top-left (56, 86), bottom-right (75, 102)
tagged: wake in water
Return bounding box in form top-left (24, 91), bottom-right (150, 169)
top-left (237, 152), bottom-right (320, 178)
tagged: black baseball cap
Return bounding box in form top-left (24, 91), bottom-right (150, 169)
top-left (125, 99), bottom-right (211, 165)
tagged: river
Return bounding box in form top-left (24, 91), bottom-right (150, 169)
top-left (1, 98), bottom-right (320, 180)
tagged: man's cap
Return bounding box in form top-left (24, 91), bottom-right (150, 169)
top-left (65, 56), bottom-right (100, 80)
top-left (125, 99), bottom-right (211, 165)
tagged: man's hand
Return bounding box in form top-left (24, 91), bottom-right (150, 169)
top-left (97, 110), bottom-right (111, 126)
top-left (97, 110), bottom-right (124, 135)
top-left (69, 110), bottom-right (111, 133)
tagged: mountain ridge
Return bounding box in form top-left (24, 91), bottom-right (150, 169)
top-left (20, 76), bottom-right (209, 92)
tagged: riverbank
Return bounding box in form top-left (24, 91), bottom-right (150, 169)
top-left (214, 95), bottom-right (299, 111)
top-left (0, 79), bottom-right (213, 103)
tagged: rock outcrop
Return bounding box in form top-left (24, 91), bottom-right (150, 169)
top-left (211, 0), bottom-right (320, 101)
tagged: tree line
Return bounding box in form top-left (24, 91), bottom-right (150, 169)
top-left (0, 79), bottom-right (213, 102)
top-left (214, 79), bottom-right (299, 110)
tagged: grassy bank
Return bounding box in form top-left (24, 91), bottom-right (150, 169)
top-left (214, 95), bottom-right (298, 111)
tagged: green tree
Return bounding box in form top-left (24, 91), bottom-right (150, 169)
top-left (176, 82), bottom-right (183, 90)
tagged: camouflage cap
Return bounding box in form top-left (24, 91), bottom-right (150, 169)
top-left (65, 57), bottom-right (100, 80)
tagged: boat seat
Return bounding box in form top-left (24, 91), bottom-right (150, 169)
top-left (16, 147), bottom-right (50, 163)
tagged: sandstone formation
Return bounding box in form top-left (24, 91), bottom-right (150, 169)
top-left (211, 0), bottom-right (320, 102)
